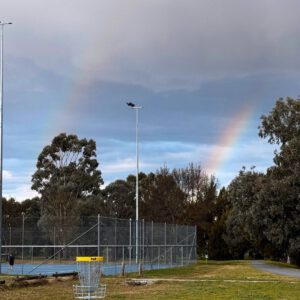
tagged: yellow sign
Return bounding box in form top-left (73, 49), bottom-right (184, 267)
top-left (76, 256), bottom-right (104, 262)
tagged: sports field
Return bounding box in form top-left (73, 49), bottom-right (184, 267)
top-left (1, 260), bottom-right (300, 299)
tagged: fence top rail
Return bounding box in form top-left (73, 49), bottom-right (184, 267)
top-left (3, 215), bottom-right (193, 228)
top-left (2, 244), bottom-right (196, 248)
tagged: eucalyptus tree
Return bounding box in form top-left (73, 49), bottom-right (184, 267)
top-left (259, 97), bottom-right (300, 264)
top-left (224, 168), bottom-right (267, 259)
top-left (140, 168), bottom-right (186, 224)
top-left (31, 133), bottom-right (103, 245)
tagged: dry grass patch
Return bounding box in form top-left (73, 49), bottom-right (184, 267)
top-left (1, 261), bottom-right (300, 299)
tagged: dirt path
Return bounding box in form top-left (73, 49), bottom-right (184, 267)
top-left (251, 260), bottom-right (300, 279)
top-left (130, 278), bottom-right (295, 283)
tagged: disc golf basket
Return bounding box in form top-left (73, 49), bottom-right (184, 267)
top-left (73, 256), bottom-right (106, 299)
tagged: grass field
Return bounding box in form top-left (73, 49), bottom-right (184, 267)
top-left (1, 260), bottom-right (300, 299)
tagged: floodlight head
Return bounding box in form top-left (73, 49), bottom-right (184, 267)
top-left (0, 22), bottom-right (12, 25)
top-left (127, 102), bottom-right (135, 107)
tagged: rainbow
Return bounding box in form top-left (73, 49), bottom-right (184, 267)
top-left (49, 35), bottom-right (98, 137)
top-left (204, 103), bottom-right (256, 175)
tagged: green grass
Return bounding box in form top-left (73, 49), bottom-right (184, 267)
top-left (1, 260), bottom-right (300, 299)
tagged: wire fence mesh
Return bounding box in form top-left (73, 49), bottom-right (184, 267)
top-left (1, 215), bottom-right (197, 273)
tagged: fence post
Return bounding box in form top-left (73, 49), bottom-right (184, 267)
top-left (164, 222), bottom-right (167, 264)
top-left (181, 246), bottom-right (183, 266)
top-left (158, 246), bottom-right (160, 269)
top-left (21, 212), bottom-right (25, 275)
top-left (142, 219), bottom-right (145, 264)
top-left (53, 226), bottom-right (56, 261)
top-left (129, 218), bottom-right (132, 265)
top-left (114, 218), bottom-right (117, 262)
top-left (175, 224), bottom-right (177, 265)
top-left (194, 225), bottom-right (197, 263)
top-left (98, 214), bottom-right (101, 256)
top-left (151, 221), bottom-right (154, 264)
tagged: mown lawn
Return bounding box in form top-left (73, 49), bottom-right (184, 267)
top-left (1, 260), bottom-right (300, 299)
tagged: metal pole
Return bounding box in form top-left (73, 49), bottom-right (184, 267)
top-left (21, 212), bottom-right (25, 274)
top-left (97, 214), bottom-right (100, 256)
top-left (135, 107), bottom-right (139, 264)
top-left (194, 225), bottom-right (197, 263)
top-left (0, 22), bottom-right (11, 274)
top-left (9, 224), bottom-right (11, 248)
top-left (127, 102), bottom-right (142, 265)
top-left (151, 221), bottom-right (154, 263)
top-left (164, 222), bottom-right (167, 264)
top-left (114, 218), bottom-right (117, 262)
top-left (129, 218), bottom-right (132, 265)
top-left (53, 227), bottom-right (55, 260)
top-left (142, 219), bottom-right (144, 264)
top-left (0, 25), bottom-right (3, 275)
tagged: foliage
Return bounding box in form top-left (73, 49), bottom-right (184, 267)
top-left (259, 97), bottom-right (300, 264)
top-left (31, 133), bottom-right (103, 244)
top-left (208, 187), bottom-right (231, 259)
top-left (140, 167), bottom-right (186, 224)
top-left (259, 97), bottom-right (300, 145)
top-left (103, 179), bottom-right (135, 219)
top-left (220, 97), bottom-right (300, 263)
top-left (224, 168), bottom-right (267, 258)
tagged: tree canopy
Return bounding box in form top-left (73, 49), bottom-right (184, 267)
top-left (31, 133), bottom-right (103, 244)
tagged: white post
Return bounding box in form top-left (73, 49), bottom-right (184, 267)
top-left (53, 227), bottom-right (56, 260)
top-left (194, 225), bottom-right (197, 263)
top-left (129, 218), bottom-right (132, 265)
top-left (135, 107), bottom-right (139, 264)
top-left (0, 25), bottom-right (3, 275)
top-left (114, 218), bottom-right (117, 262)
top-left (0, 21), bottom-right (12, 274)
top-left (97, 214), bottom-right (100, 256)
top-left (164, 222), bottom-right (167, 264)
top-left (9, 225), bottom-right (11, 248)
top-left (127, 102), bottom-right (142, 265)
top-left (21, 212), bottom-right (25, 274)
top-left (151, 221), bottom-right (154, 263)
top-left (142, 219), bottom-right (145, 264)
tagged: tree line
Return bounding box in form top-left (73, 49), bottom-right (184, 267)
top-left (3, 97), bottom-right (300, 265)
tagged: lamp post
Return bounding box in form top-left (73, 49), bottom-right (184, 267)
top-left (21, 212), bottom-right (25, 274)
top-left (0, 21), bottom-right (12, 274)
top-left (127, 102), bottom-right (142, 264)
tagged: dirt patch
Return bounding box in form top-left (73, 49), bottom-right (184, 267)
top-left (0, 274), bottom-right (77, 291)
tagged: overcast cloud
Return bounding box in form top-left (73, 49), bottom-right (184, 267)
top-left (1, 0), bottom-right (299, 200)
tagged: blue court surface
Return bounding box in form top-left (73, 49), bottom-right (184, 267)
top-left (1, 262), bottom-right (171, 276)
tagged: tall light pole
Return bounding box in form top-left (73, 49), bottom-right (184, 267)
top-left (0, 21), bottom-right (12, 274)
top-left (127, 102), bottom-right (142, 264)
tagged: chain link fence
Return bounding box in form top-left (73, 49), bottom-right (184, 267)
top-left (2, 215), bottom-right (197, 273)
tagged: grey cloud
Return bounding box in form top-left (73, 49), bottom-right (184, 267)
top-left (2, 0), bottom-right (300, 89)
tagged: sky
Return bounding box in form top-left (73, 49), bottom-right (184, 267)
top-left (1, 0), bottom-right (300, 200)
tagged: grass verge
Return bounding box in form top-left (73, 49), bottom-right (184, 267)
top-left (1, 260), bottom-right (300, 299)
